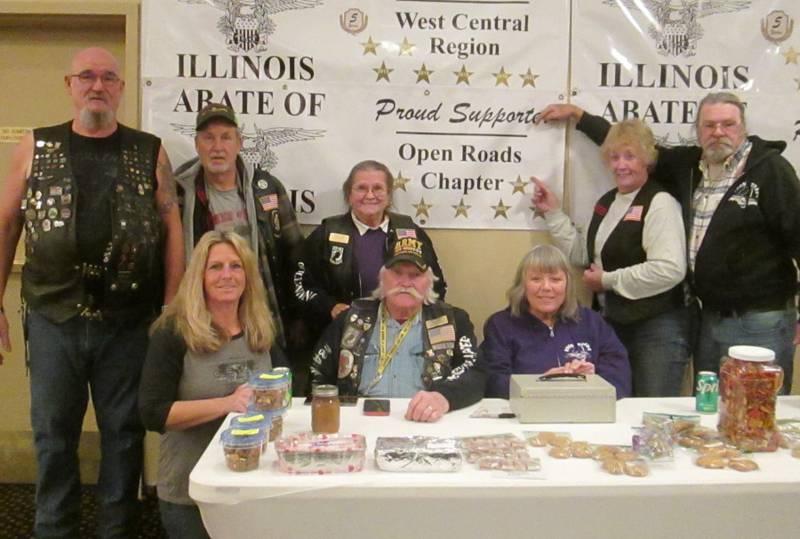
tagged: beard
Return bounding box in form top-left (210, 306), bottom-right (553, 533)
top-left (79, 107), bottom-right (115, 131)
top-left (702, 137), bottom-right (736, 165)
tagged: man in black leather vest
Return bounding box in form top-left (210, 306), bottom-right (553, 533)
top-left (0, 47), bottom-right (184, 538)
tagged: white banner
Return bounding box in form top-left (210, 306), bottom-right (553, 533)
top-left (568, 0), bottom-right (800, 227)
top-left (141, 0), bottom-right (570, 229)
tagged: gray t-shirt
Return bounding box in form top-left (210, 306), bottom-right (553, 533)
top-left (156, 334), bottom-right (272, 505)
top-left (206, 181), bottom-right (251, 240)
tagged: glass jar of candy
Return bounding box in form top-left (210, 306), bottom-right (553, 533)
top-left (718, 345), bottom-right (783, 452)
top-left (311, 384), bottom-right (340, 434)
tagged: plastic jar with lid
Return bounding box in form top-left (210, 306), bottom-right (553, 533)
top-left (248, 370), bottom-right (290, 412)
top-left (311, 384), bottom-right (340, 434)
top-left (220, 427), bottom-right (266, 472)
top-left (718, 345), bottom-right (783, 452)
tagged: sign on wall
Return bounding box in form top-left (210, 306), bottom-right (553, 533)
top-left (141, 0), bottom-right (570, 230)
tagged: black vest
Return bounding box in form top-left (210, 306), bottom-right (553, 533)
top-left (321, 212), bottom-right (418, 303)
top-left (586, 180), bottom-right (683, 325)
top-left (22, 122), bottom-right (163, 323)
top-left (336, 299), bottom-right (456, 397)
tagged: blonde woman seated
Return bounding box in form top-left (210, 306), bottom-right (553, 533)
top-left (531, 119), bottom-right (688, 397)
top-left (139, 231), bottom-right (287, 539)
top-left (481, 245), bottom-right (631, 399)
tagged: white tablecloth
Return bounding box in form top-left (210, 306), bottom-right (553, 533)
top-left (189, 397), bottom-right (800, 539)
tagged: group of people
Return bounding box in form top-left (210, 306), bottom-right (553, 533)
top-left (0, 46), bottom-right (798, 538)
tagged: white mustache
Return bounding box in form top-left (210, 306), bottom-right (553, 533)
top-left (386, 286), bottom-right (424, 300)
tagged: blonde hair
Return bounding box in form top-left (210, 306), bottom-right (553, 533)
top-left (151, 231), bottom-right (275, 354)
top-left (600, 119), bottom-right (658, 171)
top-left (506, 245), bottom-right (580, 321)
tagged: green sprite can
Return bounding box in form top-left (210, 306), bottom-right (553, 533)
top-left (272, 367), bottom-right (292, 409)
top-left (695, 371), bottom-right (719, 413)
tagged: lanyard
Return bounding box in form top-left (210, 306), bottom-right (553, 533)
top-left (377, 304), bottom-right (417, 376)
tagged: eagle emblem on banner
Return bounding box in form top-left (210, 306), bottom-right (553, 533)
top-left (179, 0), bottom-right (324, 53)
top-left (172, 122), bottom-right (325, 170)
top-left (603, 0), bottom-right (751, 58)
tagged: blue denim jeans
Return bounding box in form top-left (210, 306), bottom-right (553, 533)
top-left (609, 307), bottom-right (690, 397)
top-left (27, 310), bottom-right (149, 538)
top-left (692, 306), bottom-right (795, 395)
top-left (159, 500), bottom-right (210, 539)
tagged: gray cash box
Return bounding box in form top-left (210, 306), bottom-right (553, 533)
top-left (509, 374), bottom-right (616, 423)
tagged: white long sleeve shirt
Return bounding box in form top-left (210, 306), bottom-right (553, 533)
top-left (544, 189), bottom-right (686, 300)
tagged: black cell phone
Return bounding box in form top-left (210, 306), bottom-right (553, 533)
top-left (303, 395), bottom-right (359, 406)
top-left (363, 398), bottom-right (390, 416)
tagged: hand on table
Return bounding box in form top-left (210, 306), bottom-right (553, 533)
top-left (405, 391), bottom-right (449, 423)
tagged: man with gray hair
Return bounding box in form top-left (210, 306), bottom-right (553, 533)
top-left (536, 92), bottom-right (800, 393)
top-left (310, 237), bottom-right (484, 421)
top-left (174, 103), bottom-right (304, 352)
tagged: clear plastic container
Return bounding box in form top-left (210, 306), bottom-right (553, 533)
top-left (275, 433), bottom-right (366, 474)
top-left (248, 370), bottom-right (290, 412)
top-left (718, 345), bottom-right (783, 452)
top-left (220, 427), bottom-right (266, 472)
top-left (230, 411), bottom-right (283, 443)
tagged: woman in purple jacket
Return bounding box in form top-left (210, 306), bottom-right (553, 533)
top-left (481, 245), bottom-right (632, 399)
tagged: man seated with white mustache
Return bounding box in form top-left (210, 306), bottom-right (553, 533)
top-left (310, 237), bottom-right (484, 421)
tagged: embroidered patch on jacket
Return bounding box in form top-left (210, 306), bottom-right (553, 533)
top-left (259, 194), bottom-right (278, 211)
top-left (623, 205), bottom-right (643, 221)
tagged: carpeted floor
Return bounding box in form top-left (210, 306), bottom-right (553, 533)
top-left (0, 484), bottom-right (167, 538)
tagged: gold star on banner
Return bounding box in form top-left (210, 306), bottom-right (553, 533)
top-left (783, 46), bottom-right (799, 65)
top-left (399, 37), bottom-right (415, 56)
top-left (493, 66), bottom-right (512, 87)
top-left (492, 199), bottom-right (512, 219)
top-left (414, 63), bottom-right (434, 84)
top-left (510, 175), bottom-right (527, 195)
top-left (413, 197), bottom-right (433, 220)
top-left (453, 64), bottom-right (473, 85)
top-left (361, 36), bottom-right (378, 55)
top-left (452, 197), bottom-right (471, 218)
top-left (520, 68), bottom-right (539, 88)
top-left (373, 61), bottom-right (393, 82)
top-left (394, 171), bottom-right (411, 191)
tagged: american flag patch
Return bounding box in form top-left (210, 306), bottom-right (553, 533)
top-left (623, 205), bottom-right (643, 221)
top-left (396, 228), bottom-right (417, 239)
top-left (428, 324), bottom-right (455, 345)
top-left (260, 194), bottom-right (278, 211)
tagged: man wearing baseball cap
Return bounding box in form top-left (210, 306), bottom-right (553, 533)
top-left (310, 238), bottom-right (485, 421)
top-left (174, 103), bottom-right (303, 351)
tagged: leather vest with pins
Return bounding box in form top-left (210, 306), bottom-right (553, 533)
top-left (336, 299), bottom-right (456, 396)
top-left (586, 180), bottom-right (683, 325)
top-left (22, 122), bottom-right (164, 323)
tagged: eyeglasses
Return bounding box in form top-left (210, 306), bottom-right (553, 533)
top-left (68, 70), bottom-right (121, 87)
top-left (700, 120), bottom-right (741, 132)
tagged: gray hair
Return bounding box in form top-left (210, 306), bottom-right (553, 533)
top-left (695, 92), bottom-right (748, 136)
top-left (342, 160), bottom-right (394, 203)
top-left (507, 245), bottom-right (579, 321)
top-left (372, 266), bottom-right (439, 305)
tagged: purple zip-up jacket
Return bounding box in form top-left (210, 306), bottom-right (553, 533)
top-left (481, 306), bottom-right (632, 399)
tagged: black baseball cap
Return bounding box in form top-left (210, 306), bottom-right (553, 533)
top-left (385, 237), bottom-right (429, 271)
top-left (196, 103), bottom-right (238, 131)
